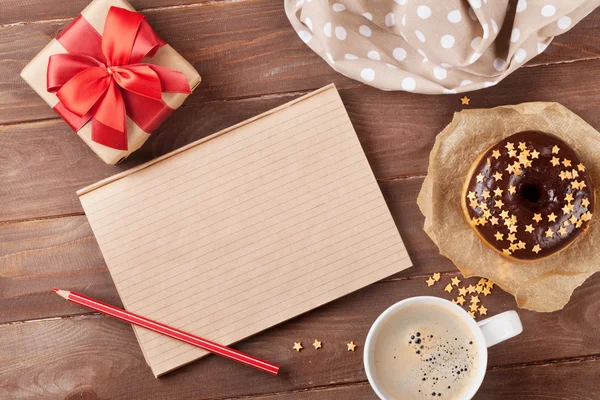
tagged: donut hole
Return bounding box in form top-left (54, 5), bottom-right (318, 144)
top-left (518, 183), bottom-right (542, 204)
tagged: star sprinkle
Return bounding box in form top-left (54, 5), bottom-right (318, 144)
top-left (545, 228), bottom-right (554, 238)
top-left (581, 211), bottom-right (593, 222)
top-left (478, 305), bottom-right (488, 315)
top-left (492, 150), bottom-right (501, 159)
top-left (507, 233), bottom-right (516, 242)
top-left (476, 173), bottom-right (484, 183)
top-left (572, 180), bottom-right (587, 190)
top-left (475, 285), bottom-right (483, 294)
top-left (500, 210), bottom-right (510, 219)
top-left (502, 248), bottom-right (512, 256)
top-left (525, 224), bottom-right (534, 233)
top-left (518, 142), bottom-right (527, 151)
top-left (533, 213), bottom-right (542, 223)
top-left (451, 277), bottom-right (461, 286)
top-left (445, 284), bottom-right (453, 293)
top-left (577, 163), bottom-right (586, 172)
top-left (531, 150), bottom-right (540, 159)
top-left (550, 157), bottom-right (561, 167)
top-left (532, 244), bottom-right (541, 254)
top-left (552, 145), bottom-right (560, 154)
top-left (493, 172), bottom-right (503, 181)
top-left (494, 232), bottom-right (504, 241)
top-left (469, 303), bottom-right (479, 312)
top-left (468, 311), bottom-right (476, 319)
top-left (569, 215), bottom-right (579, 225)
top-left (458, 287), bottom-right (468, 296)
top-left (562, 203), bottom-right (574, 215)
top-left (482, 190), bottom-right (491, 200)
top-left (508, 186), bottom-right (517, 195)
top-left (432, 272), bottom-right (441, 282)
top-left (508, 224), bottom-right (518, 234)
top-left (518, 241), bottom-right (526, 250)
top-left (426, 277), bottom-right (436, 287)
top-left (547, 213), bottom-right (557, 222)
top-left (482, 287), bottom-right (491, 296)
top-left (508, 149), bottom-right (518, 159)
top-left (494, 199), bottom-right (504, 209)
top-left (565, 193), bottom-right (574, 203)
top-left (470, 296), bottom-right (480, 305)
top-left (293, 342), bottom-right (303, 352)
top-left (467, 284), bottom-right (476, 294)
top-left (558, 226), bottom-right (568, 236)
top-left (456, 296), bottom-right (466, 305)
top-left (582, 198), bottom-right (590, 208)
top-left (506, 142), bottom-right (515, 151)
top-left (485, 280), bottom-right (494, 289)
top-left (493, 188), bottom-right (503, 197)
top-left (562, 159), bottom-right (572, 167)
top-left (347, 341), bottom-right (357, 352)
top-left (461, 96), bottom-right (470, 105)
top-left (490, 216), bottom-right (499, 226)
top-left (313, 340), bottom-right (322, 350)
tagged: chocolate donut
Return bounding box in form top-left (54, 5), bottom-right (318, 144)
top-left (462, 131), bottom-right (594, 261)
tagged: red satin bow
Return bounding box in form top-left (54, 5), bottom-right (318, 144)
top-left (47, 7), bottom-right (191, 150)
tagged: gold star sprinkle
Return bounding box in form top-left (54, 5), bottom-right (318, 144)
top-left (562, 159), bottom-right (572, 167)
top-left (545, 228), bottom-right (554, 238)
top-left (508, 225), bottom-right (518, 234)
top-left (564, 220), bottom-right (570, 227)
top-left (482, 287), bottom-right (491, 296)
top-left (476, 173), bottom-right (484, 183)
top-left (550, 157), bottom-right (561, 167)
top-left (470, 199), bottom-right (479, 208)
top-left (470, 296), bottom-right (480, 305)
top-left (492, 150), bottom-right (501, 159)
top-left (532, 244), bottom-right (541, 254)
top-left (467, 284), bottom-right (476, 294)
top-left (478, 305), bottom-right (488, 316)
top-left (509, 243), bottom-right (519, 252)
top-left (506, 142), bottom-right (515, 151)
top-left (475, 285), bottom-right (483, 294)
top-left (468, 311), bottom-right (476, 319)
top-left (482, 190), bottom-right (491, 200)
top-left (507, 233), bottom-right (517, 242)
top-left (445, 284), bottom-right (453, 293)
top-left (570, 215), bottom-right (579, 225)
top-left (517, 241), bottom-right (526, 250)
top-left (576, 220), bottom-right (583, 228)
top-left (493, 172), bottom-right (503, 181)
top-left (577, 163), bottom-right (586, 172)
top-left (452, 299), bottom-right (458, 304)
top-left (469, 303), bottom-right (479, 312)
top-left (480, 202), bottom-right (489, 210)
top-left (571, 170), bottom-right (579, 179)
top-left (518, 142), bottom-right (527, 151)
top-left (508, 149), bottom-right (518, 158)
top-left (547, 213), bottom-right (557, 222)
top-left (485, 280), bottom-right (494, 289)
top-left (456, 296), bottom-right (466, 305)
top-left (347, 341), bottom-right (357, 352)
top-left (461, 96), bottom-right (470, 105)
top-left (490, 216), bottom-right (499, 226)
top-left (467, 191), bottom-right (477, 201)
top-left (432, 272), bottom-right (441, 282)
top-left (558, 226), bottom-right (567, 236)
top-left (565, 193), bottom-right (574, 203)
top-left (552, 145), bottom-right (560, 154)
top-left (494, 232), bottom-right (504, 241)
top-left (508, 186), bottom-right (517, 195)
top-left (313, 340), bottom-right (322, 350)
top-left (478, 278), bottom-right (487, 286)
top-left (494, 199), bottom-right (504, 209)
top-left (572, 180), bottom-right (586, 190)
top-left (426, 277), bottom-right (436, 287)
top-left (493, 188), bottom-right (503, 197)
top-left (559, 171), bottom-right (569, 181)
top-left (525, 224), bottom-right (534, 233)
top-left (582, 198), bottom-right (590, 208)
top-left (459, 287), bottom-right (468, 296)
top-left (479, 217), bottom-right (488, 226)
top-left (293, 342), bottom-right (303, 352)
top-left (502, 248), bottom-right (512, 256)
top-left (500, 210), bottom-right (510, 219)
top-left (531, 150), bottom-right (540, 159)
top-left (533, 213), bottom-right (542, 223)
top-left (451, 277), bottom-right (461, 286)
top-left (581, 211), bottom-right (593, 222)
top-left (562, 203), bottom-right (574, 215)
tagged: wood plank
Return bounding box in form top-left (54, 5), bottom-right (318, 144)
top-left (0, 177), bottom-right (455, 323)
top-left (4, 56), bottom-right (600, 221)
top-left (1, 272), bottom-right (599, 399)
top-left (232, 358), bottom-right (600, 399)
top-left (0, 2), bottom-right (599, 125)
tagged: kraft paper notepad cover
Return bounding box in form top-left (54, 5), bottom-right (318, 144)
top-left (78, 84), bottom-right (412, 377)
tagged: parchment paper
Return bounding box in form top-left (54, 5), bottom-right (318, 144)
top-left (417, 102), bottom-right (600, 312)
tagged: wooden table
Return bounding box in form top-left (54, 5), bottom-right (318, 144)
top-left (1, 1), bottom-right (599, 398)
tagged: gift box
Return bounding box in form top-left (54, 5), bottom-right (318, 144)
top-left (20, 0), bottom-right (201, 164)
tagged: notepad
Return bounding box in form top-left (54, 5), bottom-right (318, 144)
top-left (78, 84), bottom-right (412, 377)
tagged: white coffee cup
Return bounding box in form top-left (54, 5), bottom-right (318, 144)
top-left (364, 296), bottom-right (523, 400)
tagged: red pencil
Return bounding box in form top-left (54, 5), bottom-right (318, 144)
top-left (52, 289), bottom-right (279, 375)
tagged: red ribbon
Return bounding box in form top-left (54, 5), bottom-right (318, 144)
top-left (47, 7), bottom-right (191, 150)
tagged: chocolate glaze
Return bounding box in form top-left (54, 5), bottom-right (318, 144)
top-left (463, 131), bottom-right (594, 260)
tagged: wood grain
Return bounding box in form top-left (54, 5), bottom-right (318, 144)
top-left (1, 274), bottom-right (599, 399)
top-left (4, 56), bottom-right (600, 221)
top-left (0, 3), bottom-right (599, 125)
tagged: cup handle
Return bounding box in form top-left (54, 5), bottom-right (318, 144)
top-left (477, 310), bottom-right (523, 348)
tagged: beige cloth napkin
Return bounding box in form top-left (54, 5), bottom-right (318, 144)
top-left (285, 0), bottom-right (600, 94)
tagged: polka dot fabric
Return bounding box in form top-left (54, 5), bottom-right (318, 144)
top-left (285, 0), bottom-right (599, 94)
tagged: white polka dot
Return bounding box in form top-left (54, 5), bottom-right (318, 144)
top-left (557, 16), bottom-right (572, 29)
top-left (344, 53), bottom-right (358, 60)
top-left (415, 30), bottom-right (426, 43)
top-left (394, 0), bottom-right (406, 4)
top-left (469, 52), bottom-right (482, 64)
top-left (470, 0), bottom-right (482, 9)
top-left (471, 36), bottom-right (482, 50)
top-left (359, 25), bottom-right (372, 37)
top-left (368, 50), bottom-right (381, 60)
top-left (393, 47), bottom-right (407, 61)
top-left (511, 28), bottom-right (520, 42)
top-left (440, 35), bottom-right (455, 49)
top-left (385, 13), bottom-right (396, 27)
top-left (298, 30), bottom-right (311, 43)
top-left (468, 7), bottom-right (477, 20)
top-left (332, 3), bottom-right (345, 12)
top-left (443, 89), bottom-right (457, 94)
top-left (484, 81), bottom-right (496, 88)
top-left (402, 14), bottom-right (407, 26)
top-left (541, 5), bottom-right (556, 17)
top-left (482, 23), bottom-right (489, 39)
top-left (417, 49), bottom-right (427, 60)
top-left (296, 0), bottom-right (304, 7)
top-left (326, 53), bottom-right (335, 64)
top-left (400, 32), bottom-right (408, 41)
top-left (537, 42), bottom-right (548, 54)
top-left (516, 0), bottom-right (527, 13)
top-left (362, 12), bottom-right (373, 21)
top-left (514, 48), bottom-right (527, 63)
top-left (491, 19), bottom-right (498, 34)
top-left (386, 63), bottom-right (398, 69)
top-left (441, 63), bottom-right (453, 68)
top-left (303, 17), bottom-right (313, 31)
top-left (460, 80), bottom-right (473, 87)
top-left (335, 26), bottom-right (347, 40)
top-left (493, 57), bottom-right (506, 71)
top-left (324, 22), bottom-right (332, 37)
top-left (417, 5), bottom-right (432, 19)
top-left (433, 66), bottom-right (447, 80)
top-left (448, 10), bottom-right (462, 23)
top-left (402, 77), bottom-right (416, 91)
top-left (360, 68), bottom-right (375, 82)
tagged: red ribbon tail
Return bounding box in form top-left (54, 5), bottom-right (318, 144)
top-left (91, 118), bottom-right (129, 151)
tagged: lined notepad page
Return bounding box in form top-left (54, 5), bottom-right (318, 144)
top-left (78, 84), bottom-right (412, 377)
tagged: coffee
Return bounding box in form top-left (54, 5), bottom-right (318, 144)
top-left (371, 303), bottom-right (480, 399)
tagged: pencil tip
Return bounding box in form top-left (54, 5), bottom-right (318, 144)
top-left (52, 288), bottom-right (58, 293)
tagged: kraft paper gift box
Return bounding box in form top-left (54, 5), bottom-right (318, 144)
top-left (20, 0), bottom-right (201, 164)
